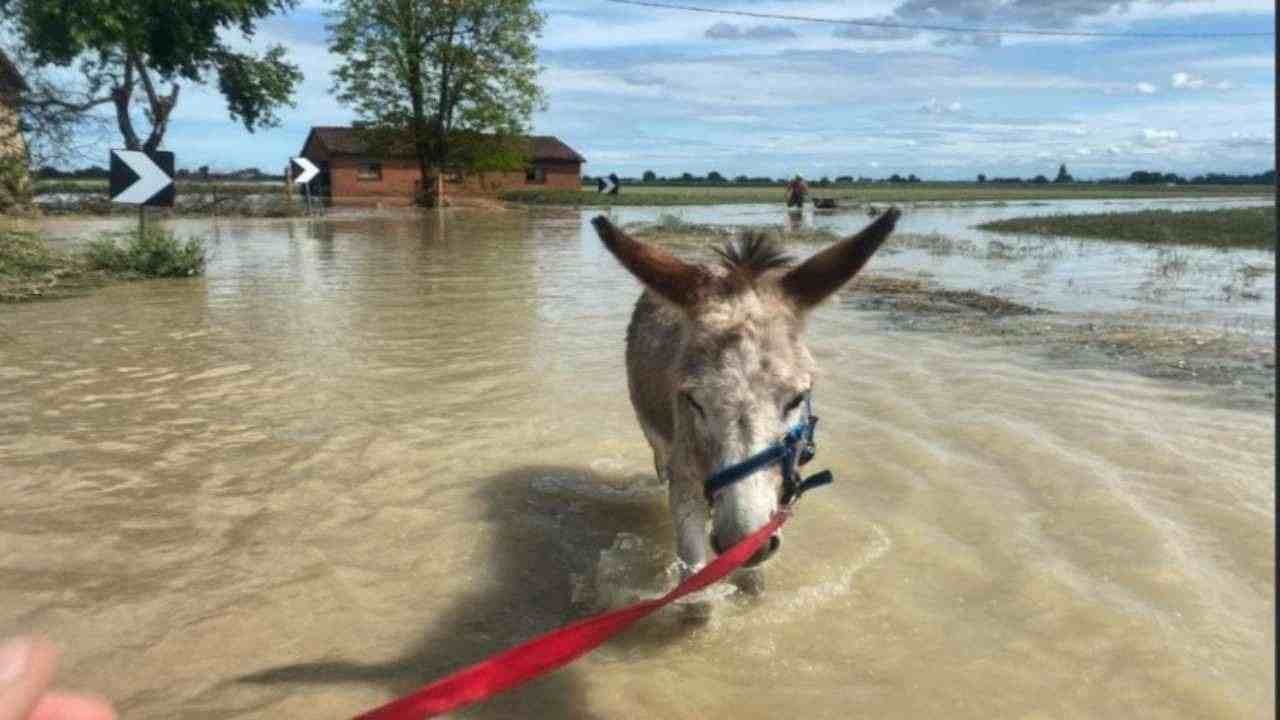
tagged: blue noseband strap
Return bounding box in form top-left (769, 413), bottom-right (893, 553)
top-left (703, 396), bottom-right (833, 506)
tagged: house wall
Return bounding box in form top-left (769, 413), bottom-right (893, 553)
top-left (317, 155), bottom-right (580, 204)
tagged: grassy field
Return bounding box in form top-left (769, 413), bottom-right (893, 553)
top-left (501, 182), bottom-right (1272, 206)
top-left (34, 179), bottom-right (281, 197)
top-left (978, 206), bottom-right (1276, 249)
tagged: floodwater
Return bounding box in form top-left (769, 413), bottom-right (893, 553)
top-left (610, 197), bottom-right (1276, 329)
top-left (0, 205), bottom-right (1273, 719)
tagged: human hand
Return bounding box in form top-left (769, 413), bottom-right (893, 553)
top-left (0, 637), bottom-right (115, 720)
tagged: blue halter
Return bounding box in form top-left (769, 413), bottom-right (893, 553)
top-left (703, 396), bottom-right (834, 506)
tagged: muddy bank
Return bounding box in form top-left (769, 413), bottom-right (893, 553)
top-left (839, 274), bottom-right (1274, 412)
top-left (0, 263), bottom-right (114, 302)
top-left (0, 231), bottom-right (204, 303)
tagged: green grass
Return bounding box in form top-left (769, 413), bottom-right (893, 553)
top-left (0, 232), bottom-right (66, 277)
top-left (85, 228), bottom-right (207, 277)
top-left (1, 229), bottom-right (208, 302)
top-left (1, 231), bottom-right (92, 301)
top-left (978, 206), bottom-right (1276, 249)
top-left (501, 183), bottom-right (1271, 207)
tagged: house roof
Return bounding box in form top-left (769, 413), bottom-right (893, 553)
top-left (0, 50), bottom-right (29, 95)
top-left (303, 126), bottom-right (585, 163)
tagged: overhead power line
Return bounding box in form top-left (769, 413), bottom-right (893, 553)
top-left (602, 0), bottom-right (1275, 39)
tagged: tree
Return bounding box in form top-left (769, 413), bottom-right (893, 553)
top-left (977, 173), bottom-right (986, 183)
top-left (1, 0), bottom-right (302, 153)
top-left (1031, 174), bottom-right (1049, 184)
top-left (328, 0), bottom-right (545, 205)
top-left (1054, 163), bottom-right (1073, 184)
top-left (642, 169), bottom-right (656, 182)
top-left (707, 170), bottom-right (724, 183)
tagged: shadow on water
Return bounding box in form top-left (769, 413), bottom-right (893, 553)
top-left (238, 464), bottom-right (674, 719)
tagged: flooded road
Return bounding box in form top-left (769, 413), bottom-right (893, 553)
top-left (0, 207), bottom-right (1273, 719)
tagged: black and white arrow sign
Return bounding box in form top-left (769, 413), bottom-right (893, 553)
top-left (110, 150), bottom-right (175, 207)
top-left (597, 173), bottom-right (619, 195)
top-left (291, 157), bottom-right (319, 185)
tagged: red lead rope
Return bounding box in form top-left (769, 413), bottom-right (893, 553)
top-left (353, 511), bottom-right (790, 720)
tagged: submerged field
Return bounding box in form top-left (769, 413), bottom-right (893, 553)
top-left (0, 206), bottom-right (1271, 720)
top-left (979, 206), bottom-right (1276, 249)
top-left (502, 182), bottom-right (1271, 206)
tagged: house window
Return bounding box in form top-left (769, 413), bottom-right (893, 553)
top-left (525, 166), bottom-right (547, 184)
top-left (357, 162), bottom-right (382, 181)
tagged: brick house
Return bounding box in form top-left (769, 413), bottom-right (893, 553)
top-left (298, 126), bottom-right (585, 205)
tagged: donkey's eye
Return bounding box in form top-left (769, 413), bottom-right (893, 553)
top-left (684, 393), bottom-right (706, 419)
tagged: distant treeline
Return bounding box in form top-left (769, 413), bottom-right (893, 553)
top-left (586, 168), bottom-right (1275, 186)
top-left (35, 166), bottom-right (285, 182)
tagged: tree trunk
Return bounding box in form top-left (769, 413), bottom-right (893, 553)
top-left (112, 60), bottom-right (142, 150)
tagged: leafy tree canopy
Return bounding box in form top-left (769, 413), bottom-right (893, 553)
top-left (2, 0), bottom-right (302, 151)
top-left (328, 0), bottom-right (545, 199)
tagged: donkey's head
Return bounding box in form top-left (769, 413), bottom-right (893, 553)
top-left (593, 210), bottom-right (900, 565)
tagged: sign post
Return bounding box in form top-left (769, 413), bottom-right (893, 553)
top-left (290, 157), bottom-right (320, 216)
top-left (110, 149), bottom-right (175, 235)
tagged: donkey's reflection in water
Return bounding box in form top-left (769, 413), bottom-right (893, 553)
top-left (590, 209), bottom-right (900, 583)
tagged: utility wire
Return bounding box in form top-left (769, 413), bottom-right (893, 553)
top-left (602, 0), bottom-right (1274, 39)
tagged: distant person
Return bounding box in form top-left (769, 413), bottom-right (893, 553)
top-left (785, 175), bottom-right (808, 209)
top-left (0, 636), bottom-right (115, 720)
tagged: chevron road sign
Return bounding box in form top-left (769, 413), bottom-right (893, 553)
top-left (597, 173), bottom-right (619, 194)
top-left (291, 157), bottom-right (319, 185)
top-left (109, 150), bottom-right (175, 207)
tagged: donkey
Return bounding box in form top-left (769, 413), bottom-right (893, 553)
top-left (591, 209), bottom-right (901, 576)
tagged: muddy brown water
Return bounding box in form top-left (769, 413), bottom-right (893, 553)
top-left (1, 207), bottom-right (1273, 719)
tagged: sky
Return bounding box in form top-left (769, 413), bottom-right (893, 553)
top-left (76, 0), bottom-right (1280, 180)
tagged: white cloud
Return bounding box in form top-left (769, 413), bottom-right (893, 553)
top-left (1140, 128), bottom-right (1180, 143)
top-left (1189, 54), bottom-right (1275, 72)
top-left (920, 97), bottom-right (964, 114)
top-left (1171, 71), bottom-right (1206, 89)
top-left (705, 22), bottom-right (797, 40)
top-left (1136, 82), bottom-right (1157, 95)
top-left (1222, 132), bottom-right (1273, 149)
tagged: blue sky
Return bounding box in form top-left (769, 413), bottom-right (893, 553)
top-left (141, 0), bottom-right (1274, 179)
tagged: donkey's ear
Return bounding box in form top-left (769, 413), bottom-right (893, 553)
top-left (592, 215), bottom-right (709, 307)
top-left (780, 207), bottom-right (900, 309)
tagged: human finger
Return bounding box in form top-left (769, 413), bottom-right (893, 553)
top-left (29, 693), bottom-right (116, 720)
top-left (0, 636), bottom-right (58, 720)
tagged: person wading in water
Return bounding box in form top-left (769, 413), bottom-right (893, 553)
top-left (785, 175), bottom-right (808, 209)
